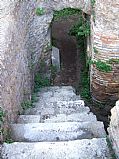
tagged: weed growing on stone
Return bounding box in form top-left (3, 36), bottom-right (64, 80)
top-left (34, 73), bottom-right (50, 92)
top-left (36, 7), bottom-right (45, 16)
top-left (0, 107), bottom-right (5, 141)
top-left (91, 0), bottom-right (96, 22)
top-left (21, 73), bottom-right (50, 111)
top-left (87, 58), bottom-right (112, 73)
top-left (108, 58), bottom-right (119, 64)
top-left (0, 109), bottom-right (14, 144)
top-left (31, 93), bottom-right (38, 103)
top-left (80, 70), bottom-right (91, 101)
top-left (43, 43), bottom-right (52, 53)
top-left (50, 65), bottom-right (57, 84)
top-left (53, 8), bottom-right (81, 21)
top-left (91, 0), bottom-right (96, 8)
top-left (5, 137), bottom-right (14, 144)
top-left (4, 129), bottom-right (14, 144)
top-left (69, 16), bottom-right (90, 37)
top-left (69, 12), bottom-right (91, 101)
top-left (93, 47), bottom-right (99, 54)
top-left (21, 100), bottom-right (33, 110)
top-left (92, 60), bottom-right (112, 72)
top-left (0, 107), bottom-right (5, 124)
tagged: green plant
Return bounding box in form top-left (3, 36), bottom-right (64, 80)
top-left (91, 0), bottom-right (96, 22)
top-left (91, 0), bottom-right (96, 8)
top-left (80, 70), bottom-right (91, 101)
top-left (53, 8), bottom-right (81, 21)
top-left (50, 65), bottom-right (57, 83)
top-left (21, 100), bottom-right (33, 110)
top-left (93, 47), bottom-right (98, 54)
top-left (31, 93), bottom-right (38, 103)
top-left (0, 108), bottom-right (13, 144)
top-left (69, 17), bottom-right (90, 38)
top-left (34, 73), bottom-right (50, 92)
top-left (92, 10), bottom-right (96, 22)
top-left (36, 7), bottom-right (45, 16)
top-left (0, 107), bottom-right (5, 123)
top-left (92, 60), bottom-right (112, 72)
top-left (0, 107), bottom-right (5, 142)
top-left (108, 58), bottom-right (119, 64)
top-left (4, 129), bottom-right (14, 144)
top-left (5, 138), bottom-right (14, 144)
top-left (70, 13), bottom-right (91, 101)
top-left (43, 43), bottom-right (52, 52)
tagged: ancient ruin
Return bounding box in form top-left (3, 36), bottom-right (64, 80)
top-left (0, 0), bottom-right (119, 158)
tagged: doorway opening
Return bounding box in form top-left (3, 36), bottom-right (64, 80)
top-left (51, 8), bottom-right (83, 88)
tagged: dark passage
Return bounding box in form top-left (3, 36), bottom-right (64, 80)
top-left (52, 16), bottom-right (79, 87)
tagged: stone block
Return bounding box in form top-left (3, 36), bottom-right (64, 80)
top-left (52, 47), bottom-right (60, 72)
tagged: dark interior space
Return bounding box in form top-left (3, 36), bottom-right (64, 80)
top-left (51, 15), bottom-right (79, 87)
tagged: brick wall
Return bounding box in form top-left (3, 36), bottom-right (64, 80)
top-left (91, 0), bottom-right (119, 102)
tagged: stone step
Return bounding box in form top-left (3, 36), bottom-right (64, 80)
top-left (37, 86), bottom-right (76, 99)
top-left (24, 100), bottom-right (89, 115)
top-left (17, 112), bottom-right (97, 124)
top-left (24, 105), bottom-right (90, 116)
top-left (34, 94), bottom-right (81, 108)
top-left (17, 115), bottom-right (41, 124)
top-left (10, 121), bottom-right (106, 142)
top-left (1, 138), bottom-right (111, 159)
top-left (38, 86), bottom-right (76, 94)
top-left (34, 87), bottom-right (80, 106)
top-left (42, 112), bottom-right (97, 123)
top-left (37, 91), bottom-right (77, 99)
top-left (32, 99), bottom-right (84, 110)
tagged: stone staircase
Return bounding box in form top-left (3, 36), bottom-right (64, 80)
top-left (1, 86), bottom-right (111, 159)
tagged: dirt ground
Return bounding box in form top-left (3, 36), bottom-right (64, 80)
top-left (51, 16), bottom-right (113, 131)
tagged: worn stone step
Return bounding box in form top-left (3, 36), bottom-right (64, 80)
top-left (34, 87), bottom-right (80, 107)
top-left (24, 105), bottom-right (90, 116)
top-left (37, 91), bottom-right (76, 99)
top-left (42, 112), bottom-right (97, 123)
top-left (17, 112), bottom-right (97, 124)
top-left (37, 86), bottom-right (76, 99)
top-left (34, 94), bottom-right (81, 108)
top-left (17, 115), bottom-right (41, 124)
top-left (10, 121), bottom-right (106, 142)
top-left (1, 138), bottom-right (111, 159)
top-left (24, 100), bottom-right (89, 115)
top-left (38, 86), bottom-right (76, 94)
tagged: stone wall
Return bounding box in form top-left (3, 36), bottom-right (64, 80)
top-left (91, 0), bottom-right (119, 102)
top-left (0, 0), bottom-right (35, 123)
top-left (108, 100), bottom-right (119, 158)
top-left (37, 0), bottom-right (91, 14)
